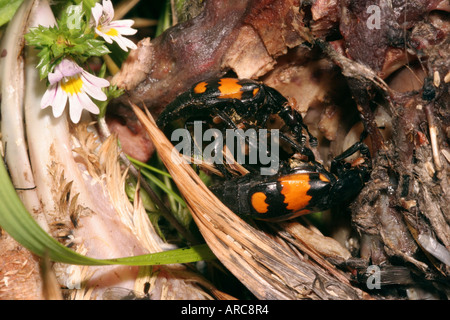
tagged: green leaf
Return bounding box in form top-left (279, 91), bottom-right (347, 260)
top-left (0, 158), bottom-right (215, 266)
top-left (24, 2), bottom-right (110, 79)
top-left (35, 47), bottom-right (54, 80)
top-left (128, 157), bottom-right (173, 178)
top-left (25, 25), bottom-right (64, 79)
top-left (0, 0), bottom-right (24, 27)
top-left (129, 158), bottom-right (186, 208)
top-left (58, 3), bottom-right (86, 32)
top-left (156, 0), bottom-right (172, 37)
top-left (140, 169), bottom-right (186, 207)
top-left (24, 25), bottom-right (59, 47)
top-left (83, 38), bottom-right (110, 56)
top-left (64, 4), bottom-right (84, 30)
top-left (97, 84), bottom-right (124, 118)
top-left (73, 0), bottom-right (97, 17)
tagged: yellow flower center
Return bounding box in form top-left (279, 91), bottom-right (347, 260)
top-left (61, 75), bottom-right (83, 96)
top-left (97, 25), bottom-right (118, 37)
top-left (105, 28), bottom-right (118, 37)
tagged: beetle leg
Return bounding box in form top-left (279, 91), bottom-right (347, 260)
top-left (330, 132), bottom-right (371, 177)
top-left (264, 87), bottom-right (318, 147)
top-left (330, 142), bottom-right (360, 176)
top-left (333, 131), bottom-right (370, 163)
top-left (214, 107), bottom-right (264, 158)
top-left (278, 131), bottom-right (316, 162)
top-left (156, 90), bottom-right (197, 129)
top-left (184, 116), bottom-right (236, 178)
top-left (279, 105), bottom-right (318, 147)
top-left (195, 108), bottom-right (271, 177)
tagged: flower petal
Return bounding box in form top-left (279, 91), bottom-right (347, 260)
top-left (78, 92), bottom-right (100, 115)
top-left (91, 3), bottom-right (103, 26)
top-left (56, 58), bottom-right (83, 78)
top-left (108, 25), bottom-right (137, 36)
top-left (51, 84), bottom-right (68, 118)
top-left (68, 94), bottom-right (84, 123)
top-left (47, 69), bottom-right (64, 85)
top-left (81, 78), bottom-right (107, 101)
top-left (41, 84), bottom-right (57, 109)
top-left (95, 29), bottom-right (114, 44)
top-left (102, 0), bottom-right (115, 24)
top-left (109, 19), bottom-right (137, 32)
top-left (112, 35), bottom-right (137, 52)
top-left (81, 70), bottom-right (110, 88)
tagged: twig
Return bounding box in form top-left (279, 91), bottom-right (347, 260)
top-left (114, 0), bottom-right (140, 20)
top-left (424, 103), bottom-right (442, 172)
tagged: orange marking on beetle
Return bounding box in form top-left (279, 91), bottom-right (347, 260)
top-left (279, 174), bottom-right (312, 212)
top-left (194, 81), bottom-right (208, 94)
top-left (218, 78), bottom-right (243, 99)
top-left (252, 88), bottom-right (260, 96)
top-left (319, 173), bottom-right (330, 183)
top-left (351, 157), bottom-right (366, 167)
top-left (297, 209), bottom-right (311, 215)
top-left (251, 192), bottom-right (269, 214)
top-left (292, 209), bottom-right (311, 217)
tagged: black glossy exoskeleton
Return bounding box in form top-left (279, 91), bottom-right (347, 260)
top-left (211, 139), bottom-right (371, 221)
top-left (157, 78), bottom-right (317, 160)
top-left (157, 77), bottom-right (371, 221)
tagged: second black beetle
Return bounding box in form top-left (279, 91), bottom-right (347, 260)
top-left (210, 138), bottom-right (371, 221)
top-left (156, 77), bottom-right (317, 159)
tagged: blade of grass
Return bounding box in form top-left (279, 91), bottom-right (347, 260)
top-left (0, 0), bottom-right (24, 27)
top-left (128, 155), bottom-right (186, 207)
top-left (139, 167), bottom-right (186, 207)
top-left (0, 157), bottom-right (215, 266)
top-left (155, 0), bottom-right (172, 36)
top-left (127, 156), bottom-right (173, 178)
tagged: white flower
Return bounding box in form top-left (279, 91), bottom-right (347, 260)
top-left (41, 58), bottom-right (110, 123)
top-left (91, 0), bottom-right (137, 52)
